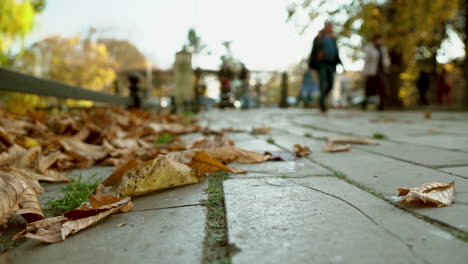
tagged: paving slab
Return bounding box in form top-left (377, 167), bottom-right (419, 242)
top-left (268, 133), bottom-right (468, 232)
top-left (11, 206), bottom-right (206, 264)
top-left (231, 159), bottom-right (331, 178)
top-left (358, 141), bottom-right (468, 168)
top-left (224, 177), bottom-right (468, 264)
top-left (440, 166), bottom-right (468, 178)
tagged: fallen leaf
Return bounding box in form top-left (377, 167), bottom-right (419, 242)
top-left (324, 144), bottom-right (352, 152)
top-left (118, 156), bottom-right (203, 197)
top-left (206, 146), bottom-right (269, 164)
top-left (89, 194), bottom-right (123, 208)
top-left (327, 136), bottom-right (378, 145)
top-left (14, 197), bottom-right (132, 243)
top-left (424, 111), bottom-right (432, 119)
top-left (187, 151), bottom-right (237, 174)
top-left (251, 127), bottom-right (272, 135)
top-left (116, 223), bottom-right (126, 227)
top-left (0, 171), bottom-right (44, 224)
top-left (190, 134), bottom-right (235, 149)
top-left (293, 144), bottom-right (311, 157)
top-left (102, 159), bottom-right (138, 186)
top-left (264, 151), bottom-right (296, 161)
top-left (397, 182), bottom-right (454, 207)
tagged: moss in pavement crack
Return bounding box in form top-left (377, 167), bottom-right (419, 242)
top-left (202, 171), bottom-right (232, 264)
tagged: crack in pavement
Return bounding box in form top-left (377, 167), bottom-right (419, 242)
top-left (286, 178), bottom-right (429, 264)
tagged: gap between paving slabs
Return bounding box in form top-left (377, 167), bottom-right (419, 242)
top-left (202, 171), bottom-right (236, 264)
top-left (260, 134), bottom-right (468, 243)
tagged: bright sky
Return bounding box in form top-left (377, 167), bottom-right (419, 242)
top-left (28, 0), bottom-right (464, 72)
top-left (29, 0), bottom-right (334, 71)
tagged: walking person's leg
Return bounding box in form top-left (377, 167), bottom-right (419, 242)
top-left (318, 64), bottom-right (328, 112)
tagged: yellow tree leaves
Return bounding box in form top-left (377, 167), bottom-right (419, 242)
top-left (0, 171), bottom-right (44, 225)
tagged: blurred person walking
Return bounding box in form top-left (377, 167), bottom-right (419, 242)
top-left (437, 68), bottom-right (452, 105)
top-left (362, 34), bottom-right (390, 111)
top-left (308, 21), bottom-right (342, 112)
top-left (239, 63), bottom-right (251, 109)
top-left (416, 70), bottom-right (430, 106)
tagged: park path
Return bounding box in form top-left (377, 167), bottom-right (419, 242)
top-left (10, 108), bottom-right (468, 264)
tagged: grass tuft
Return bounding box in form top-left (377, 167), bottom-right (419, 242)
top-left (156, 133), bottom-right (174, 145)
top-left (372, 133), bottom-right (388, 140)
top-left (266, 138), bottom-right (275, 144)
top-left (46, 174), bottom-right (101, 213)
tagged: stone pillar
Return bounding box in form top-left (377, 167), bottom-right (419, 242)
top-left (174, 49), bottom-right (193, 111)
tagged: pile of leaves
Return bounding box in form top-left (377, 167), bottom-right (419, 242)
top-left (0, 107), bottom-right (277, 244)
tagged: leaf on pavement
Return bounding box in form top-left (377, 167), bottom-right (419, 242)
top-left (189, 134), bottom-right (235, 149)
top-left (264, 151), bottom-right (296, 161)
top-left (187, 151), bottom-right (237, 174)
top-left (324, 143), bottom-right (352, 152)
top-left (327, 136), bottom-right (378, 145)
top-left (118, 156), bottom-right (203, 197)
top-left (251, 127), bottom-right (272, 135)
top-left (293, 144), bottom-right (311, 157)
top-left (0, 171), bottom-right (44, 224)
top-left (206, 146), bottom-right (269, 164)
top-left (397, 182), bottom-right (454, 207)
top-left (102, 159), bottom-right (138, 186)
top-left (14, 197), bottom-right (132, 243)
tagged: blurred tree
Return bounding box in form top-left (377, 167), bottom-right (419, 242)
top-left (186, 28), bottom-right (209, 56)
top-left (0, 0), bottom-right (46, 67)
top-left (288, 0), bottom-right (461, 107)
top-left (98, 38), bottom-right (147, 70)
top-left (16, 34), bottom-right (116, 91)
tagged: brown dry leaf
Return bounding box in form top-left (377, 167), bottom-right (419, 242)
top-left (190, 134), bottom-right (235, 149)
top-left (89, 194), bottom-right (125, 208)
top-left (58, 138), bottom-right (108, 162)
top-left (397, 182), bottom-right (454, 207)
top-left (118, 156), bottom-right (203, 197)
top-left (424, 111), bottom-right (432, 119)
top-left (206, 146), bottom-right (269, 164)
top-left (14, 197), bottom-right (132, 243)
top-left (293, 144), bottom-right (311, 157)
top-left (0, 171), bottom-right (44, 224)
top-left (327, 136), bottom-right (378, 145)
top-left (324, 143), bottom-right (352, 153)
top-left (102, 159), bottom-right (138, 186)
top-left (187, 151), bottom-right (237, 174)
top-left (251, 127), bottom-right (272, 135)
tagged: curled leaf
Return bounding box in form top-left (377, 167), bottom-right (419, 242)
top-left (251, 127), bottom-right (272, 135)
top-left (118, 156), bottom-right (202, 197)
top-left (14, 197), bottom-right (132, 243)
top-left (327, 136), bottom-right (378, 145)
top-left (293, 144), bottom-right (311, 157)
top-left (0, 171), bottom-right (44, 224)
top-left (206, 146), bottom-right (269, 164)
top-left (324, 143), bottom-right (352, 153)
top-left (187, 151), bottom-right (237, 174)
top-left (397, 182), bottom-right (455, 207)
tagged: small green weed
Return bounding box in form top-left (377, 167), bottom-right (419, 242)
top-left (46, 174), bottom-right (101, 213)
top-left (304, 133), bottom-right (313, 138)
top-left (266, 138), bottom-right (275, 144)
top-left (156, 133), bottom-right (174, 145)
top-left (372, 133), bottom-right (388, 140)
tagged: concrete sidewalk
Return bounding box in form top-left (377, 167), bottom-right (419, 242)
top-left (10, 109), bottom-right (468, 264)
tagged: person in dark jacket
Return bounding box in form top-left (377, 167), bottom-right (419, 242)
top-left (416, 70), bottom-right (430, 105)
top-left (308, 21), bottom-right (342, 112)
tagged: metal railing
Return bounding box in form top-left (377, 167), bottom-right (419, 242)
top-left (0, 67), bottom-right (137, 107)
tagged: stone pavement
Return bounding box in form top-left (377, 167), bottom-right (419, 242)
top-left (9, 108), bottom-right (468, 264)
